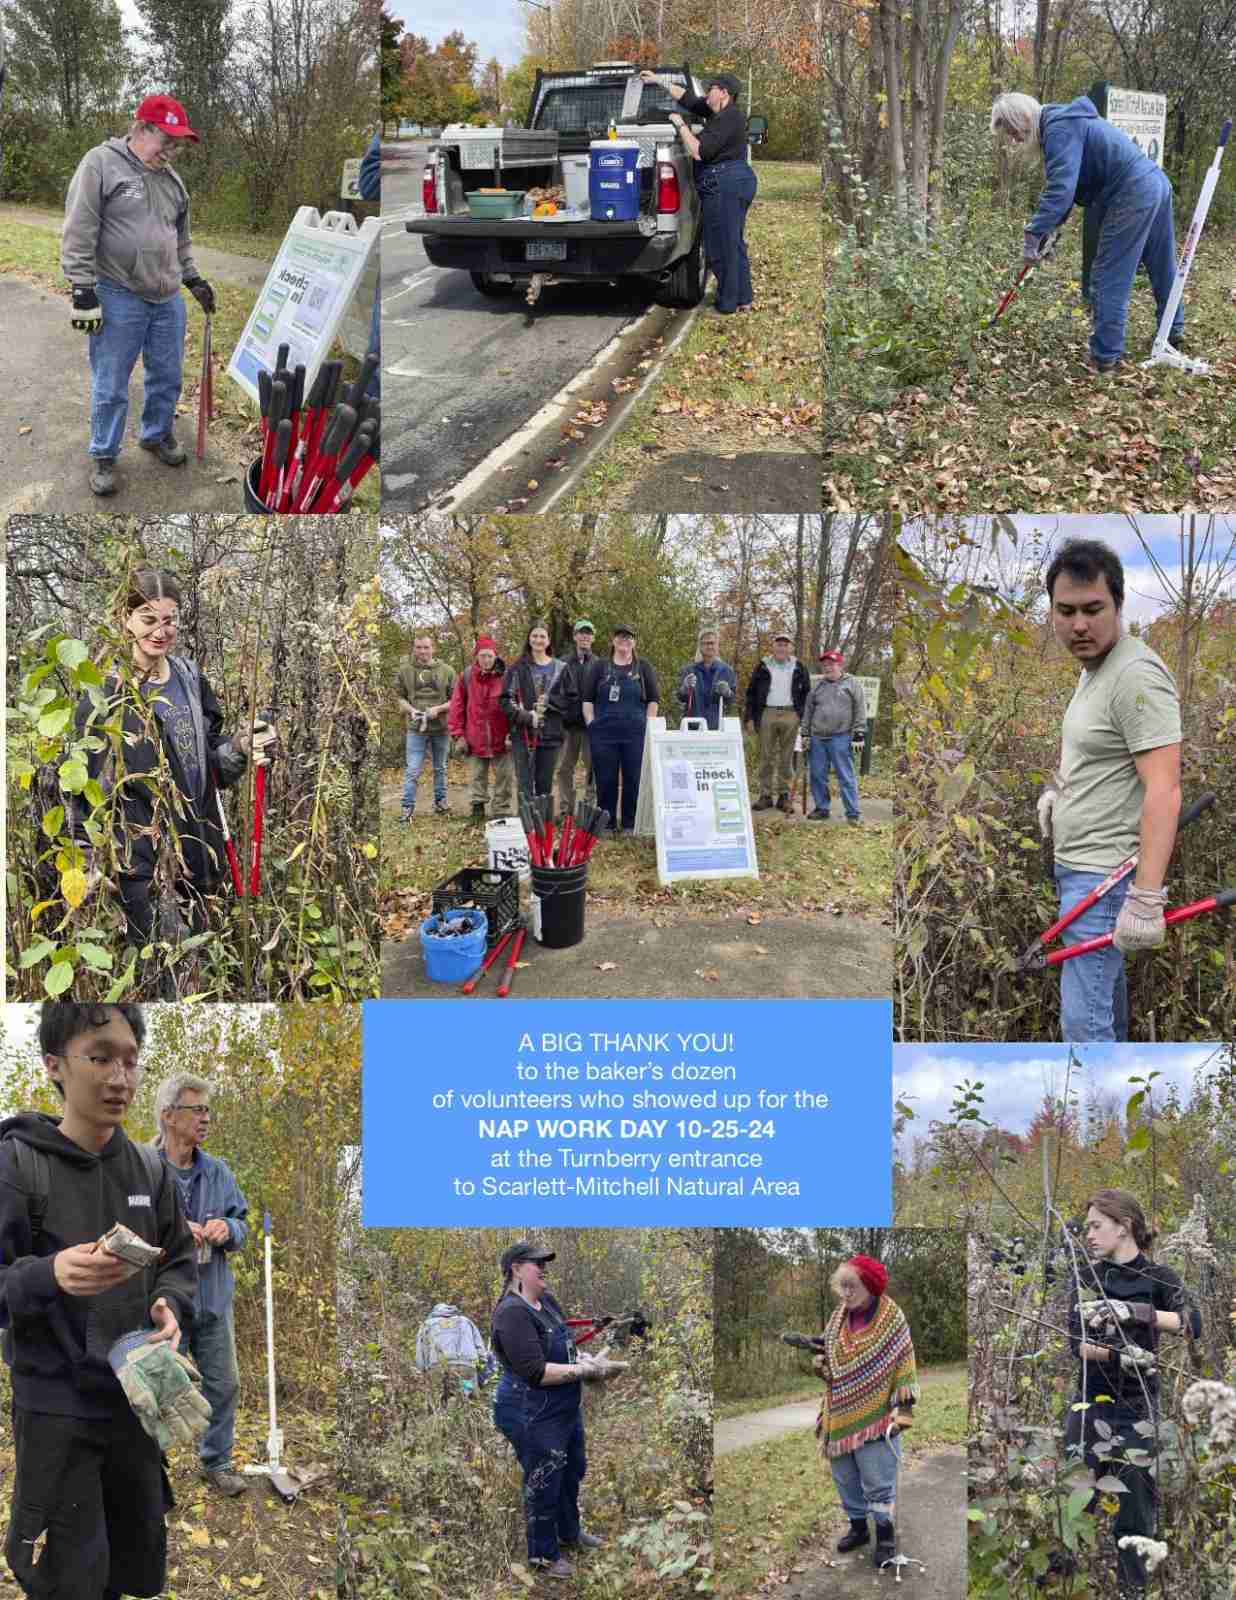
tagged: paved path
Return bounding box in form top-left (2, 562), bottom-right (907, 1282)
top-left (0, 205), bottom-right (272, 289)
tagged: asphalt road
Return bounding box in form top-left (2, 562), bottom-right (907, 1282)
top-left (380, 139), bottom-right (655, 508)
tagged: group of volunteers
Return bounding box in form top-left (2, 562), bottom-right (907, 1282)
top-left (396, 622), bottom-right (870, 832)
top-left (0, 1003), bottom-right (253, 1600)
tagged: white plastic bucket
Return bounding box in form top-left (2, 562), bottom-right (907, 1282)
top-left (562, 154), bottom-right (591, 212)
top-left (486, 817), bottom-right (531, 883)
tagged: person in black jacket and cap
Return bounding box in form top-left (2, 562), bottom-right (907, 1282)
top-left (499, 622), bottom-right (569, 813)
top-left (71, 567), bottom-right (277, 990)
top-left (641, 68), bottom-right (757, 314)
top-left (0, 1002), bottom-right (198, 1600)
top-left (1063, 1189), bottom-right (1201, 1598)
top-left (491, 1242), bottom-right (623, 1580)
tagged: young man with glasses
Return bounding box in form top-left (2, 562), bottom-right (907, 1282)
top-left (152, 1073), bottom-right (250, 1495)
top-left (62, 95), bottom-right (216, 497)
top-left (0, 1003), bottom-right (196, 1600)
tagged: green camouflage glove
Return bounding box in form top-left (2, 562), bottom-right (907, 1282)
top-left (109, 1331), bottom-right (212, 1449)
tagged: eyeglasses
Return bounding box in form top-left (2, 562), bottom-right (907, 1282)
top-left (66, 1052), bottom-right (141, 1080)
top-left (172, 1104), bottom-right (211, 1118)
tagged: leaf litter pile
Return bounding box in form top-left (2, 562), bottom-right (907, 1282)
top-left (825, 226), bottom-right (1236, 511)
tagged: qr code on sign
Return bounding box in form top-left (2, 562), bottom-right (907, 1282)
top-left (308, 284), bottom-right (330, 312)
top-left (669, 767), bottom-right (690, 794)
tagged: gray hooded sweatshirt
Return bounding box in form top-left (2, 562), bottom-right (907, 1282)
top-left (801, 673), bottom-right (867, 738)
top-left (62, 136), bottom-right (199, 302)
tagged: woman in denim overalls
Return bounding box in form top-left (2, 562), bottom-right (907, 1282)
top-left (491, 1242), bottom-right (608, 1579)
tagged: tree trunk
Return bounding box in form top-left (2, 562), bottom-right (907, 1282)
top-left (908, 0), bottom-right (929, 229)
top-left (879, 0), bottom-right (907, 215)
top-left (928, 0), bottom-right (965, 224)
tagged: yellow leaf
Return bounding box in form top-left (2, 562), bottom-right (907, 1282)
top-left (29, 899), bottom-right (57, 923)
top-left (190, 1526), bottom-right (212, 1548)
top-left (362, 842), bottom-right (377, 859)
top-left (61, 867), bottom-right (88, 909)
top-left (238, 1578), bottom-right (265, 1592)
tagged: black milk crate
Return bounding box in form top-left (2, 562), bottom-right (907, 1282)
top-left (431, 867), bottom-right (520, 947)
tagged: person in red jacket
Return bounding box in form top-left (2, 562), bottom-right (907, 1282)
top-left (447, 637), bottom-right (513, 821)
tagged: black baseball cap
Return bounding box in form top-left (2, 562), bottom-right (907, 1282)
top-left (501, 1240), bottom-right (556, 1273)
top-left (612, 623), bottom-right (636, 637)
top-left (706, 72), bottom-right (742, 99)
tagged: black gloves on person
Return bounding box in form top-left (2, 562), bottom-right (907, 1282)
top-left (184, 276), bottom-right (216, 313)
top-left (71, 286), bottom-right (104, 334)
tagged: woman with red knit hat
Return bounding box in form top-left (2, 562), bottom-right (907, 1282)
top-left (811, 1254), bottom-right (919, 1569)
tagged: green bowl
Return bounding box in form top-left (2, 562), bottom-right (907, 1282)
top-left (466, 191), bottom-right (527, 220)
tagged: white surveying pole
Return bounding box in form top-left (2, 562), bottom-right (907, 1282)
top-left (1143, 118), bottom-right (1231, 376)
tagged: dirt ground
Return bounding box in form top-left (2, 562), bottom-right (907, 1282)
top-left (621, 447), bottom-right (823, 512)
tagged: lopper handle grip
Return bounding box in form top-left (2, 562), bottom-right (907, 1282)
top-left (1179, 790), bottom-right (1216, 830)
top-left (1219, 120), bottom-right (1232, 149)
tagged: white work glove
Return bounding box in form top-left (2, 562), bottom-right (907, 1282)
top-left (1036, 785), bottom-right (1059, 839)
top-left (716, 680), bottom-right (732, 700)
top-left (109, 1333), bottom-right (212, 1450)
top-left (685, 673), bottom-right (697, 689)
top-left (1023, 230), bottom-right (1048, 263)
top-left (248, 717), bottom-right (279, 767)
top-left (1113, 886), bottom-right (1168, 953)
top-left (639, 69), bottom-right (666, 87)
top-left (530, 709), bottom-right (543, 731)
top-left (1078, 1297), bottom-right (1156, 1334)
top-left (794, 733), bottom-right (804, 755)
top-left (577, 1353), bottom-right (628, 1381)
top-left (1118, 1346), bottom-right (1158, 1377)
top-left (410, 709), bottom-right (428, 734)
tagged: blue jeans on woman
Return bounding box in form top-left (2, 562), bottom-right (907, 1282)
top-left (697, 160), bottom-right (757, 313)
top-left (809, 733), bottom-right (861, 820)
top-left (89, 278), bottom-right (187, 458)
top-left (1088, 166), bottom-right (1183, 366)
top-left (829, 1432), bottom-right (901, 1522)
top-left (1054, 866), bottom-right (1131, 1041)
top-left (590, 722), bottom-right (646, 831)
top-left (403, 730), bottom-right (448, 815)
top-left (494, 1374), bottom-right (586, 1563)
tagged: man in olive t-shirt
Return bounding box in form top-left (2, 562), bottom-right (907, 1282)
top-left (1037, 541), bottom-right (1181, 1042)
top-left (396, 636), bottom-right (456, 819)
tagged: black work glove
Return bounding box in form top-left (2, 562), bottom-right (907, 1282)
top-left (184, 276), bottom-right (216, 313)
top-left (71, 286), bottom-right (103, 334)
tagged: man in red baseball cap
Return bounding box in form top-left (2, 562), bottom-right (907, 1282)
top-left (62, 96), bottom-right (215, 497)
top-left (800, 648), bottom-right (868, 824)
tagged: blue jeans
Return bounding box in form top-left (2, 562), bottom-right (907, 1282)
top-left (829, 1432), bottom-right (902, 1522)
top-left (1088, 167), bottom-right (1183, 365)
top-left (697, 160), bottom-right (757, 313)
top-left (590, 721), bottom-right (646, 831)
top-left (494, 1388), bottom-right (586, 1562)
top-left (403, 730), bottom-right (448, 814)
top-left (186, 1309), bottom-right (240, 1472)
top-left (1054, 866), bottom-right (1130, 1041)
top-left (89, 278), bottom-right (187, 458)
top-left (809, 733), bottom-right (861, 819)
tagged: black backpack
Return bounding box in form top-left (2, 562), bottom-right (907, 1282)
top-left (9, 1138), bottom-right (165, 1249)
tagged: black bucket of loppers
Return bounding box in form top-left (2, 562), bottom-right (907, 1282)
top-left (530, 861), bottom-right (588, 948)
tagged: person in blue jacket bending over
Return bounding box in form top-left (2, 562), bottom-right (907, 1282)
top-left (990, 92), bottom-right (1184, 375)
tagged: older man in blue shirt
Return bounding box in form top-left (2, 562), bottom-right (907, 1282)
top-left (153, 1072), bottom-right (250, 1494)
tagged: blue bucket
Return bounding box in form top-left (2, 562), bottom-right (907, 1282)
top-left (420, 909), bottom-right (488, 984)
top-left (589, 140), bottom-right (641, 221)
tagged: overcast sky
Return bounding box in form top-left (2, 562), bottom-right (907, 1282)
top-left (904, 514), bottom-right (1236, 626)
top-left (893, 1042), bottom-right (1222, 1161)
top-left (391, 0), bottom-right (526, 70)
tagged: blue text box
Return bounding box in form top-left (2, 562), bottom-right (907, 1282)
top-left (363, 1000), bottom-right (891, 1226)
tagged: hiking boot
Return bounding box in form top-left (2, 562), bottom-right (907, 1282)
top-left (563, 1531), bottom-right (604, 1550)
top-left (752, 796), bottom-right (774, 811)
top-left (1085, 353), bottom-right (1120, 377)
top-left (530, 1557), bottom-right (575, 1578)
top-left (775, 792), bottom-right (790, 813)
top-left (140, 432), bottom-right (187, 465)
top-left (847, 815), bottom-right (863, 826)
top-left (1165, 331), bottom-right (1190, 356)
top-left (808, 808), bottom-right (830, 821)
top-left (89, 457), bottom-right (117, 496)
top-left (400, 811), bottom-right (413, 823)
top-left (202, 1467), bottom-right (248, 1496)
top-left (836, 1519), bottom-right (869, 1553)
top-left (433, 802), bottom-right (450, 817)
top-left (470, 803), bottom-right (487, 821)
top-left (873, 1520), bottom-right (896, 1567)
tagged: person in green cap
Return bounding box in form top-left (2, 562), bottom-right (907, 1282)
top-left (556, 620), bottom-right (598, 817)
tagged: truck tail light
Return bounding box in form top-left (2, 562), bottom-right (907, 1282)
top-left (422, 165), bottom-right (438, 214)
top-left (656, 162), bottom-right (680, 214)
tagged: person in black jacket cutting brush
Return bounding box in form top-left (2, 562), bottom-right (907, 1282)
top-left (71, 567), bottom-right (277, 991)
top-left (0, 1002), bottom-right (200, 1600)
top-left (492, 1242), bottom-right (626, 1580)
top-left (1062, 1189), bottom-right (1201, 1599)
top-left (641, 69), bottom-right (757, 315)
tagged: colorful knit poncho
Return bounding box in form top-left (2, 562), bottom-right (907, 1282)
top-left (813, 1295), bottom-right (919, 1459)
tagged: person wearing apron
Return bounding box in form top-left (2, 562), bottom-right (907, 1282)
top-left (642, 68), bottom-right (758, 315)
top-left (580, 625), bottom-right (660, 835)
top-left (491, 1242), bottom-right (613, 1579)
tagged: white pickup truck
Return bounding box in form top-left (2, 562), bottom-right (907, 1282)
top-left (409, 62), bottom-right (766, 308)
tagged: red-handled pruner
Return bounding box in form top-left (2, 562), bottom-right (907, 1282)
top-left (1014, 791), bottom-right (1218, 973)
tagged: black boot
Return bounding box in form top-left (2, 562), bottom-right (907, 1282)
top-left (873, 1519), bottom-right (896, 1568)
top-left (836, 1518), bottom-right (869, 1553)
top-left (470, 802), bottom-right (486, 821)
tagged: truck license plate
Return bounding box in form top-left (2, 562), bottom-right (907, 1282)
top-left (526, 239), bottom-right (568, 261)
